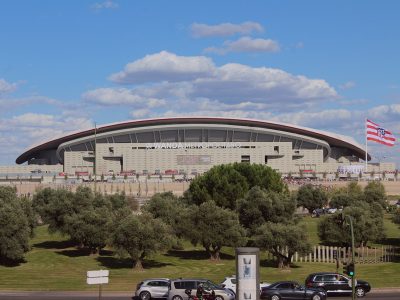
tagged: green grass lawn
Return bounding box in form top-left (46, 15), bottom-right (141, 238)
top-left (0, 217), bottom-right (399, 291)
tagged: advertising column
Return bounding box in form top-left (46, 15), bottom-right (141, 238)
top-left (236, 247), bottom-right (259, 300)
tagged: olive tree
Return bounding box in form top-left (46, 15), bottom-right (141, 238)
top-left (318, 203), bottom-right (385, 247)
top-left (0, 186), bottom-right (35, 262)
top-left (296, 184), bottom-right (328, 214)
top-left (237, 186), bottom-right (296, 233)
top-left (254, 222), bottom-right (311, 268)
top-left (184, 201), bottom-right (247, 260)
top-left (110, 212), bottom-right (173, 269)
top-left (142, 192), bottom-right (191, 240)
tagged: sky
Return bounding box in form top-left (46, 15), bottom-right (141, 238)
top-left (0, 0), bottom-right (399, 167)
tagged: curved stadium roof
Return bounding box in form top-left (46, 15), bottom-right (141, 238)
top-left (16, 117), bottom-right (369, 164)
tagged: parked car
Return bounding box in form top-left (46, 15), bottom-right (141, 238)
top-left (220, 276), bottom-right (270, 293)
top-left (168, 278), bottom-right (235, 300)
top-left (305, 272), bottom-right (371, 297)
top-left (135, 278), bottom-right (170, 300)
top-left (260, 281), bottom-right (327, 300)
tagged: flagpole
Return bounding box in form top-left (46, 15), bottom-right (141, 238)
top-left (94, 121), bottom-right (97, 193)
top-left (365, 118), bottom-right (368, 173)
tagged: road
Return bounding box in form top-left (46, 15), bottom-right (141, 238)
top-left (0, 291), bottom-right (399, 300)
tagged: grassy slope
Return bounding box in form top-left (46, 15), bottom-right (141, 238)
top-left (0, 216), bottom-right (399, 291)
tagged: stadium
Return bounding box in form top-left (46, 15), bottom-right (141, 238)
top-left (14, 117), bottom-right (394, 177)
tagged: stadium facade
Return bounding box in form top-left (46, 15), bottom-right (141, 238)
top-left (14, 117), bottom-right (396, 177)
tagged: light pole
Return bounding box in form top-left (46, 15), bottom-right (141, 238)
top-left (343, 214), bottom-right (356, 300)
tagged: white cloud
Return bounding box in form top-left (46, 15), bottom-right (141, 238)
top-left (11, 113), bottom-right (56, 127)
top-left (0, 78), bottom-right (17, 94)
top-left (109, 51), bottom-right (216, 84)
top-left (205, 37), bottom-right (280, 54)
top-left (339, 81), bottom-right (356, 90)
top-left (0, 113), bottom-right (93, 164)
top-left (130, 108), bottom-right (152, 118)
top-left (190, 63), bottom-right (337, 104)
top-left (91, 0), bottom-right (118, 10)
top-left (190, 22), bottom-right (264, 38)
top-left (106, 52), bottom-right (337, 107)
top-left (82, 87), bottom-right (166, 107)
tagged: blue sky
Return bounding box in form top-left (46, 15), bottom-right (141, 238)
top-left (0, 0), bottom-right (399, 166)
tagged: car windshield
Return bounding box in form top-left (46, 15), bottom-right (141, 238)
top-left (204, 280), bottom-right (221, 289)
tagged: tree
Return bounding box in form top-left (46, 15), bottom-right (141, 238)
top-left (185, 163), bottom-right (287, 210)
top-left (254, 222), bottom-right (311, 268)
top-left (142, 192), bottom-right (191, 240)
top-left (231, 162), bottom-right (287, 194)
top-left (296, 184), bottom-right (328, 214)
top-left (0, 186), bottom-right (35, 262)
top-left (393, 208), bottom-right (400, 225)
top-left (184, 201), bottom-right (247, 260)
top-left (64, 207), bottom-right (111, 254)
top-left (237, 186), bottom-right (296, 233)
top-left (33, 187), bottom-right (134, 253)
top-left (32, 188), bottom-right (76, 234)
top-left (318, 203), bottom-right (385, 247)
top-left (185, 164), bottom-right (248, 210)
top-left (363, 181), bottom-right (387, 209)
top-left (110, 212), bottom-right (173, 269)
top-left (329, 182), bottom-right (363, 209)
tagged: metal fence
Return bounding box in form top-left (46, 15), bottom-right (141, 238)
top-left (266, 245), bottom-right (399, 263)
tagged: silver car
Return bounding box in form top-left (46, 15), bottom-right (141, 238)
top-left (135, 278), bottom-right (170, 300)
top-left (168, 278), bottom-right (235, 300)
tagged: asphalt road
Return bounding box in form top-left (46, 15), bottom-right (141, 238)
top-left (0, 291), bottom-right (399, 300)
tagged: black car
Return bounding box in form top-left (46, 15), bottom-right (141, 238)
top-left (260, 281), bottom-right (327, 300)
top-left (305, 272), bottom-right (371, 297)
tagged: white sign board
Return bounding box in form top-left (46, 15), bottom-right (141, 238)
top-left (87, 276), bottom-right (109, 285)
top-left (87, 270), bottom-right (109, 278)
top-left (87, 270), bottom-right (109, 285)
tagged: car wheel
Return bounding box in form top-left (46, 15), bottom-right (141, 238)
top-left (356, 287), bottom-right (365, 297)
top-left (311, 294), bottom-right (321, 300)
top-left (172, 296), bottom-right (183, 300)
top-left (140, 291), bottom-right (151, 300)
top-left (271, 295), bottom-right (280, 300)
top-left (215, 296), bottom-right (224, 300)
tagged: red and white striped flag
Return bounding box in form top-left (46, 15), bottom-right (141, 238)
top-left (366, 119), bottom-right (396, 146)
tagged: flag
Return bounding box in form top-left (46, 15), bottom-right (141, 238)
top-left (366, 119), bottom-right (396, 146)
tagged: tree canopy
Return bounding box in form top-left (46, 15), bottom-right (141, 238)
top-left (296, 184), bottom-right (328, 214)
top-left (110, 212), bottom-right (173, 269)
top-left (318, 203), bottom-right (385, 247)
top-left (237, 186), bottom-right (296, 232)
top-left (253, 222), bottom-right (311, 268)
top-left (184, 201), bottom-right (247, 260)
top-left (0, 186), bottom-right (35, 262)
top-left (33, 187), bottom-right (135, 253)
top-left (142, 192), bottom-right (191, 240)
top-left (184, 163), bottom-right (287, 210)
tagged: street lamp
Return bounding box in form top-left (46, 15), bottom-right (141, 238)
top-left (342, 214), bottom-right (356, 300)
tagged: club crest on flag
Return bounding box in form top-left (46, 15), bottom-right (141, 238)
top-left (377, 128), bottom-right (385, 138)
top-left (366, 119), bottom-right (396, 147)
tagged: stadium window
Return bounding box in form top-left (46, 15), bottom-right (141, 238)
top-left (264, 156), bottom-right (268, 164)
top-left (274, 146), bottom-right (279, 153)
top-left (241, 155), bottom-right (250, 163)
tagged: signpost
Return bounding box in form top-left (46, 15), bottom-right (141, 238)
top-left (87, 270), bottom-right (109, 300)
